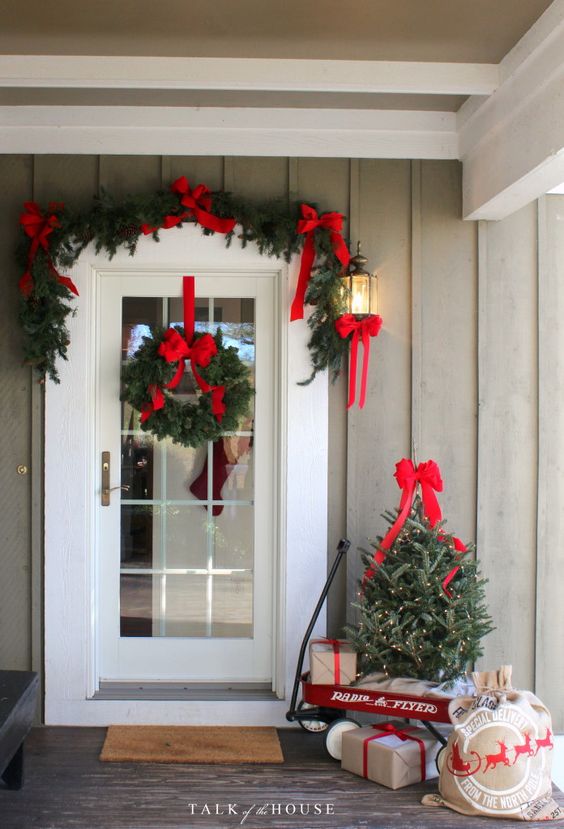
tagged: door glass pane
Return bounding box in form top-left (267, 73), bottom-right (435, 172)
top-left (120, 574), bottom-right (154, 637)
top-left (119, 293), bottom-right (255, 639)
top-left (121, 433), bottom-right (154, 500)
top-left (212, 573), bottom-right (253, 637)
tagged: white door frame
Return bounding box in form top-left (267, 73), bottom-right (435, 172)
top-left (44, 225), bottom-right (329, 726)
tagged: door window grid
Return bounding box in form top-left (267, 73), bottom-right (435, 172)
top-left (120, 295), bottom-right (255, 638)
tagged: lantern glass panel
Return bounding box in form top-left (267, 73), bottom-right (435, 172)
top-left (350, 274), bottom-right (370, 315)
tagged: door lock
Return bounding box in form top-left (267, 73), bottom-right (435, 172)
top-left (101, 451), bottom-right (130, 506)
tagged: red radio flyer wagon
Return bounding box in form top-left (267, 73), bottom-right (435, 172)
top-left (285, 539), bottom-right (453, 759)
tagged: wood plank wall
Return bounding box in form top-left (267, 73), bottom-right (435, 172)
top-left (0, 155), bottom-right (563, 728)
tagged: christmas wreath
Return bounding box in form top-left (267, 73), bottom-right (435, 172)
top-left (16, 176), bottom-right (351, 385)
top-left (121, 275), bottom-right (253, 449)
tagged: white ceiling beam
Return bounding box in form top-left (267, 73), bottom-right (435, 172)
top-left (460, 0), bottom-right (564, 220)
top-left (0, 106), bottom-right (458, 159)
top-left (0, 56), bottom-right (499, 96)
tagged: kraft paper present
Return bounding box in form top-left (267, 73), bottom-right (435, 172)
top-left (309, 638), bottom-right (357, 686)
top-left (341, 722), bottom-right (440, 790)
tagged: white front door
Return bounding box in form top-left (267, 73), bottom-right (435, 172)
top-left (98, 273), bottom-right (275, 685)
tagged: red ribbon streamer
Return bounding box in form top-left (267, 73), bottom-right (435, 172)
top-left (140, 384), bottom-right (165, 423)
top-left (335, 313), bottom-right (383, 409)
top-left (141, 177), bottom-right (236, 236)
top-left (141, 276), bottom-right (225, 424)
top-left (290, 204), bottom-right (350, 322)
top-left (310, 638), bottom-right (342, 684)
top-left (141, 212), bottom-right (190, 235)
top-left (438, 533), bottom-right (467, 597)
top-left (362, 723), bottom-right (426, 782)
top-left (362, 458), bottom-right (466, 597)
top-left (19, 202), bottom-right (79, 298)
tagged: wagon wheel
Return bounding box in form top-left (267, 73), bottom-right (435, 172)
top-left (324, 717), bottom-right (362, 760)
top-left (297, 700), bottom-right (329, 733)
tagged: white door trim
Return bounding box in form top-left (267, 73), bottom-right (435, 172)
top-left (44, 226), bottom-right (328, 726)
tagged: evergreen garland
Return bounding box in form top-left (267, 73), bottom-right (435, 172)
top-left (17, 184), bottom-right (350, 384)
top-left (121, 328), bottom-right (253, 449)
top-left (347, 498), bottom-right (494, 684)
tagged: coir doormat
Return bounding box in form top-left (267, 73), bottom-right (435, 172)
top-left (99, 725), bottom-right (284, 765)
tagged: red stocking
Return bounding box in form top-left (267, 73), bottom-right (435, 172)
top-left (189, 439), bottom-right (231, 516)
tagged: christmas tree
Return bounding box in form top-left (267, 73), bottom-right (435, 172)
top-left (348, 462), bottom-right (494, 685)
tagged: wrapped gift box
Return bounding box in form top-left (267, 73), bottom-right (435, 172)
top-left (341, 721), bottom-right (440, 789)
top-left (309, 638), bottom-right (357, 686)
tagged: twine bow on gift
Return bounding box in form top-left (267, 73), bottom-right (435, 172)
top-left (363, 723), bottom-right (426, 782)
top-left (290, 203), bottom-right (350, 321)
top-left (362, 458), bottom-right (466, 596)
top-left (140, 275), bottom-right (226, 424)
top-left (335, 313), bottom-right (383, 409)
top-left (141, 176), bottom-right (236, 236)
top-left (19, 201), bottom-right (79, 298)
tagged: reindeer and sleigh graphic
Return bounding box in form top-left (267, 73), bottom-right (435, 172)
top-left (447, 729), bottom-right (554, 777)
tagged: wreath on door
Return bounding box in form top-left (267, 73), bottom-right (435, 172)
top-left (16, 175), bottom-right (354, 446)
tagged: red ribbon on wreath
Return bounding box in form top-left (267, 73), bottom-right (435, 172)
top-left (335, 313), bottom-right (383, 409)
top-left (141, 177), bottom-right (236, 236)
top-left (362, 458), bottom-right (466, 596)
top-left (290, 204), bottom-right (350, 322)
top-left (19, 202), bottom-right (79, 298)
top-left (140, 275), bottom-right (226, 424)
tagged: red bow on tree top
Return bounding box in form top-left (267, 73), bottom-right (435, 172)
top-left (362, 458), bottom-right (466, 597)
top-left (335, 313), bottom-right (383, 409)
top-left (19, 202), bottom-right (79, 298)
top-left (140, 276), bottom-right (226, 424)
top-left (290, 204), bottom-right (350, 322)
top-left (141, 177), bottom-right (236, 236)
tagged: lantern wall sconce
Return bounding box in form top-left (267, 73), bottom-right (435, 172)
top-left (335, 240), bottom-right (383, 410)
top-left (341, 241), bottom-right (378, 316)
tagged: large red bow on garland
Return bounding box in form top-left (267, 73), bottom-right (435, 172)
top-left (290, 204), bottom-right (350, 322)
top-left (362, 458), bottom-right (466, 597)
top-left (140, 275), bottom-right (226, 423)
top-left (141, 177), bottom-right (236, 236)
top-left (335, 313), bottom-right (383, 409)
top-left (19, 202), bottom-right (79, 298)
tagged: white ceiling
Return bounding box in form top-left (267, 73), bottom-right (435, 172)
top-left (0, 0), bottom-right (552, 63)
top-left (0, 0), bottom-right (561, 220)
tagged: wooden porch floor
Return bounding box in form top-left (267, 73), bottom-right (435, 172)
top-left (1, 727), bottom-right (562, 829)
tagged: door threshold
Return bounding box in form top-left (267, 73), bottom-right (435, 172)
top-left (93, 681), bottom-right (277, 701)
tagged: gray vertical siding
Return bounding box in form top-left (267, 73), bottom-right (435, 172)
top-left (0, 155), bottom-right (562, 727)
top-left (0, 155), bottom-right (34, 671)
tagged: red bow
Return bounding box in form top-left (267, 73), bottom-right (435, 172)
top-left (335, 313), bottom-right (382, 409)
top-left (141, 177), bottom-right (236, 236)
top-left (362, 458), bottom-right (466, 598)
top-left (290, 204), bottom-right (350, 321)
top-left (19, 202), bottom-right (79, 299)
top-left (141, 276), bottom-right (225, 425)
top-left (363, 723), bottom-right (426, 782)
top-left (158, 327), bottom-right (220, 405)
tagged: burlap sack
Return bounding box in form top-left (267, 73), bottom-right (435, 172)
top-left (422, 666), bottom-right (564, 821)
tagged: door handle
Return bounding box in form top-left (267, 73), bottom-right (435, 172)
top-left (101, 451), bottom-right (130, 506)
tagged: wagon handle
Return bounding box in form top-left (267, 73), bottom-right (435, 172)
top-left (286, 538), bottom-right (350, 721)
